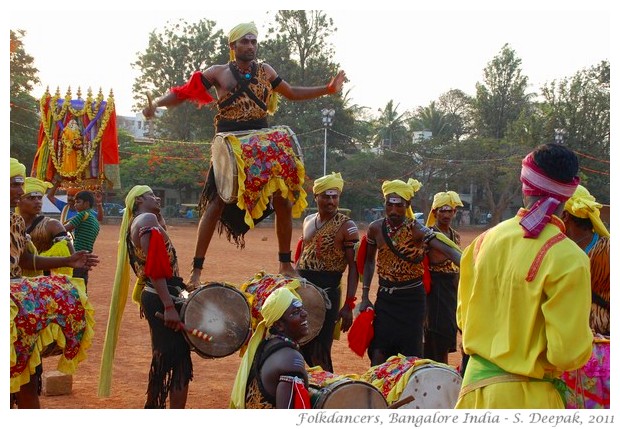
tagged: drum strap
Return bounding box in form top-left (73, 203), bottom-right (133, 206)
top-left (143, 285), bottom-right (186, 304)
top-left (219, 62), bottom-right (267, 111)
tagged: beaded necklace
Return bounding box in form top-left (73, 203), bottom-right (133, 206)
top-left (267, 332), bottom-right (300, 350)
top-left (233, 61), bottom-right (254, 80)
top-left (385, 217), bottom-right (411, 245)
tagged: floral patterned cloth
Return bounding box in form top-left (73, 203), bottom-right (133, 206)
top-left (561, 338), bottom-right (610, 409)
top-left (10, 274), bottom-right (94, 393)
top-left (229, 126), bottom-right (307, 228)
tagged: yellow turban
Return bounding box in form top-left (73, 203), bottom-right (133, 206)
top-left (24, 177), bottom-right (53, 196)
top-left (382, 178), bottom-right (422, 219)
top-left (228, 22), bottom-right (258, 61)
top-left (10, 158), bottom-right (26, 178)
top-left (564, 185), bottom-right (609, 238)
top-left (98, 185), bottom-right (152, 397)
top-left (426, 191), bottom-right (464, 227)
top-left (230, 285), bottom-right (301, 409)
top-left (313, 172), bottom-right (344, 195)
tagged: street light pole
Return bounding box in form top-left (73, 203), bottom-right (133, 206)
top-left (321, 108), bottom-right (335, 176)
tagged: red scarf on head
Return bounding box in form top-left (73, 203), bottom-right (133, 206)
top-left (519, 153), bottom-right (579, 238)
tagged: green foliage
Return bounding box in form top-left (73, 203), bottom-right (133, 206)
top-left (10, 29), bottom-right (40, 166)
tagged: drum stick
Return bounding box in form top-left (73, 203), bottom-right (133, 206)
top-left (154, 312), bottom-right (213, 341)
top-left (387, 395), bottom-right (414, 409)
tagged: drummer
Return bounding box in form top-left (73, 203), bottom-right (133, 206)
top-left (10, 158), bottom-right (99, 408)
top-left (98, 185), bottom-right (193, 408)
top-left (142, 21), bottom-right (346, 288)
top-left (230, 287), bottom-right (311, 409)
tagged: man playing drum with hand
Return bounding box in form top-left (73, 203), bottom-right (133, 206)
top-left (98, 185), bottom-right (193, 408)
top-left (143, 21), bottom-right (346, 287)
top-left (230, 287), bottom-right (311, 409)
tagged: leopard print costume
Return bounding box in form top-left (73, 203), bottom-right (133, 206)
top-left (588, 235), bottom-right (609, 336)
top-left (10, 212), bottom-right (26, 279)
top-left (215, 62), bottom-right (273, 126)
top-left (377, 219), bottom-right (425, 282)
top-left (429, 226), bottom-right (461, 274)
top-left (297, 213), bottom-right (349, 273)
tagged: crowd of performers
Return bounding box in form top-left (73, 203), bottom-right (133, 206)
top-left (10, 21), bottom-right (609, 410)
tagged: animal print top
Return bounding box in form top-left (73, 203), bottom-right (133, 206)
top-left (215, 62), bottom-right (274, 126)
top-left (126, 225), bottom-right (180, 282)
top-left (10, 212), bottom-right (26, 279)
top-left (297, 213), bottom-right (349, 273)
top-left (429, 226), bottom-right (460, 274)
top-left (26, 216), bottom-right (54, 254)
top-left (377, 219), bottom-right (425, 282)
top-left (588, 235), bottom-right (610, 336)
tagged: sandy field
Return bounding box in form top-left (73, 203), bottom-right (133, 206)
top-left (35, 221), bottom-right (483, 409)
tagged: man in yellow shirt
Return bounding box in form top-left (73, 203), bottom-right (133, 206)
top-left (456, 143), bottom-right (593, 409)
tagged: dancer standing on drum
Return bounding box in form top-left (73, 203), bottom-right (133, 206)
top-left (456, 143), bottom-right (593, 409)
top-left (295, 172), bottom-right (359, 372)
top-left (358, 179), bottom-right (461, 367)
top-left (142, 21), bottom-right (346, 288)
top-left (230, 287), bottom-right (311, 409)
top-left (98, 185), bottom-right (193, 408)
top-left (423, 191), bottom-right (463, 364)
top-left (562, 185), bottom-right (610, 336)
top-left (10, 158), bottom-right (98, 409)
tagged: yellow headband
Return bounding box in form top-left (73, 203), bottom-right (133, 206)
top-left (313, 172), bottom-right (344, 195)
top-left (564, 185), bottom-right (609, 238)
top-left (228, 22), bottom-right (258, 61)
top-left (382, 178), bottom-right (422, 219)
top-left (24, 177), bottom-right (53, 196)
top-left (426, 191), bottom-right (463, 226)
top-left (10, 158), bottom-right (26, 178)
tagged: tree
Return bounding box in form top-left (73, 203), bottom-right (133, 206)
top-left (540, 61), bottom-right (610, 203)
top-left (372, 100), bottom-right (409, 150)
top-left (132, 19), bottom-right (229, 141)
top-left (10, 29), bottom-right (40, 166)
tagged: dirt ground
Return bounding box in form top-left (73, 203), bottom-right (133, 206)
top-left (37, 221), bottom-right (484, 409)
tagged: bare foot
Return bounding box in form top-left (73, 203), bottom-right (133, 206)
top-left (278, 262), bottom-right (300, 278)
top-left (187, 268), bottom-right (202, 291)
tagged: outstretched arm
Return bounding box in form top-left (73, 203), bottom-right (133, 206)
top-left (273, 69), bottom-right (346, 100)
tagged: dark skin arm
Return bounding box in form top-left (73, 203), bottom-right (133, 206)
top-left (358, 219), bottom-right (381, 312)
top-left (337, 219), bottom-right (360, 332)
top-left (261, 347), bottom-right (308, 409)
top-left (20, 248), bottom-right (98, 271)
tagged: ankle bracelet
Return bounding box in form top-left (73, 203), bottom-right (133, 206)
top-left (278, 252), bottom-right (292, 263)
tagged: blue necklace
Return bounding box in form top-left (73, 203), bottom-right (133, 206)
top-left (234, 61), bottom-right (253, 80)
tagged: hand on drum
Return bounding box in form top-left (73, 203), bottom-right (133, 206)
top-left (69, 251), bottom-right (100, 270)
top-left (163, 306), bottom-right (183, 331)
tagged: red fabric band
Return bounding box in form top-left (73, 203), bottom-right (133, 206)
top-left (144, 228), bottom-right (173, 280)
top-left (170, 71), bottom-right (215, 106)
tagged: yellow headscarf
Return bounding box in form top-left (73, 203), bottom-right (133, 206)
top-left (313, 172), bottom-right (344, 195)
top-left (98, 185), bottom-right (152, 397)
top-left (381, 178), bottom-right (422, 219)
top-left (230, 285), bottom-right (301, 409)
top-left (426, 191), bottom-right (464, 227)
top-left (228, 22), bottom-right (258, 61)
top-left (564, 185), bottom-right (610, 238)
top-left (10, 158), bottom-right (26, 178)
top-left (24, 177), bottom-right (53, 196)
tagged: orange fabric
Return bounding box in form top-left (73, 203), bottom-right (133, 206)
top-left (357, 235), bottom-right (368, 277)
top-left (347, 307), bottom-right (374, 357)
top-left (144, 229), bottom-right (173, 280)
top-left (422, 254), bottom-right (431, 294)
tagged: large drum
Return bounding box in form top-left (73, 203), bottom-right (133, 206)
top-left (179, 282), bottom-right (251, 358)
top-left (360, 355), bottom-right (462, 409)
top-left (211, 125), bottom-right (303, 204)
top-left (241, 272), bottom-right (326, 345)
top-left (308, 369), bottom-right (388, 409)
top-left (561, 337), bottom-right (610, 409)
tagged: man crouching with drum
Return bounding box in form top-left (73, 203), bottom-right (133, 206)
top-left (98, 186), bottom-right (192, 408)
top-left (143, 21), bottom-right (346, 288)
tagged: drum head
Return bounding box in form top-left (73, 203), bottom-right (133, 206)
top-left (312, 380), bottom-right (388, 409)
top-left (296, 278), bottom-right (326, 346)
top-left (180, 283), bottom-right (251, 358)
top-left (211, 134), bottom-right (238, 203)
top-left (398, 364), bottom-right (462, 409)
